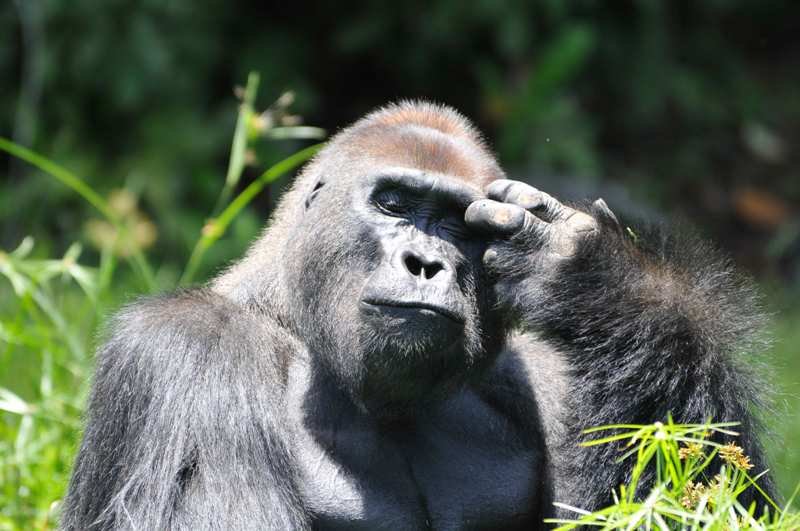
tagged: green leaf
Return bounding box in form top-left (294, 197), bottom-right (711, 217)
top-left (0, 388), bottom-right (36, 415)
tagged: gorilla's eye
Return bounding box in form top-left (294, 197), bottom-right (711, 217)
top-left (373, 189), bottom-right (411, 216)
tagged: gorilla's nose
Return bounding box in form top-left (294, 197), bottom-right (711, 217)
top-left (399, 249), bottom-right (452, 283)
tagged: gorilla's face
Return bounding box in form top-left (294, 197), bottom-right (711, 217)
top-left (356, 169), bottom-right (490, 354)
top-left (287, 165), bottom-right (503, 417)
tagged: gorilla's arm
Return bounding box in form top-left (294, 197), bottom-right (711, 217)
top-left (60, 290), bottom-right (309, 531)
top-left (467, 181), bottom-right (775, 515)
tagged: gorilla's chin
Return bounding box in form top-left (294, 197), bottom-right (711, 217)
top-left (351, 302), bottom-right (472, 417)
top-left (359, 300), bottom-right (465, 355)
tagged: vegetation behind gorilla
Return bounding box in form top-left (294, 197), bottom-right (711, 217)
top-left (61, 102), bottom-right (775, 530)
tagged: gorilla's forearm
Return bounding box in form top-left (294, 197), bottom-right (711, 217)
top-left (60, 290), bottom-right (309, 531)
top-left (503, 203), bottom-right (776, 512)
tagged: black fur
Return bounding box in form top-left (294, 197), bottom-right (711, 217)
top-left (61, 102), bottom-right (775, 530)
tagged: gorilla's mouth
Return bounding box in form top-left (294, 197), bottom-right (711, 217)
top-left (361, 299), bottom-right (465, 324)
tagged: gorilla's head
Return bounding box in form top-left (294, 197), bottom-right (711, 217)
top-left (219, 102), bottom-right (507, 418)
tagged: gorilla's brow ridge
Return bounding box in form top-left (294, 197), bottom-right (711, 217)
top-left (372, 171), bottom-right (483, 210)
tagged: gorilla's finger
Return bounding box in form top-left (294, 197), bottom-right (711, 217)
top-left (465, 199), bottom-right (527, 235)
top-left (485, 179), bottom-right (515, 201)
top-left (487, 180), bottom-right (538, 208)
top-left (592, 198), bottom-right (619, 224)
top-left (487, 179), bottom-right (564, 222)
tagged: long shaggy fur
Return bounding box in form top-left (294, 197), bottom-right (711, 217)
top-left (501, 203), bottom-right (774, 514)
top-left (61, 290), bottom-right (309, 530)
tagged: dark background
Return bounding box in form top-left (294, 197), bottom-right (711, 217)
top-left (2, 1), bottom-right (800, 280)
top-left (1, 1), bottom-right (798, 527)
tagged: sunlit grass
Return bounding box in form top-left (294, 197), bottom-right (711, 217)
top-left (549, 420), bottom-right (799, 530)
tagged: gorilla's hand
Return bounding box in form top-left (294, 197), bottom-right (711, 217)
top-left (464, 179), bottom-right (616, 312)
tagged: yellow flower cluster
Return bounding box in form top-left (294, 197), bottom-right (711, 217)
top-left (680, 474), bottom-right (726, 510)
top-left (678, 442), bottom-right (705, 460)
top-left (85, 189), bottom-right (157, 257)
top-left (719, 442), bottom-right (754, 471)
top-left (680, 480), bottom-right (708, 509)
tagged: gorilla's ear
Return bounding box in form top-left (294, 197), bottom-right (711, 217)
top-left (305, 177), bottom-right (326, 210)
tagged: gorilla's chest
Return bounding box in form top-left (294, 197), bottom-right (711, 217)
top-left (293, 390), bottom-right (541, 531)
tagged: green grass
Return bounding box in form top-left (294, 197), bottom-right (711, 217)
top-left (0, 243), bottom-right (99, 530)
top-left (0, 74), bottom-right (798, 529)
top-left (548, 420), bottom-right (800, 530)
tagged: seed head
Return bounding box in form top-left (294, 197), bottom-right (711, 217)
top-left (719, 442), bottom-right (754, 471)
top-left (678, 442), bottom-right (705, 460)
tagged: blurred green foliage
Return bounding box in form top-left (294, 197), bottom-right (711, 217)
top-left (0, 0), bottom-right (799, 528)
top-left (768, 304), bottom-right (800, 498)
top-left (2, 1), bottom-right (799, 277)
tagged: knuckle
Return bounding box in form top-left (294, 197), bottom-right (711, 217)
top-left (565, 211), bottom-right (597, 233)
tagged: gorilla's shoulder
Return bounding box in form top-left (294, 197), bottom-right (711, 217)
top-left (97, 288), bottom-right (296, 382)
top-left (110, 288), bottom-right (248, 337)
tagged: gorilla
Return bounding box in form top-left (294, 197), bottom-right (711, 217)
top-left (62, 102), bottom-right (774, 530)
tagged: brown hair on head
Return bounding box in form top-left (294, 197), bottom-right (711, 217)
top-left (336, 100), bottom-right (505, 189)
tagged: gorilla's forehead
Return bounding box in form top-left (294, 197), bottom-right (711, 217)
top-left (344, 123), bottom-right (503, 189)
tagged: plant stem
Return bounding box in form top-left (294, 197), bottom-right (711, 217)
top-left (179, 143), bottom-right (323, 286)
top-left (212, 72), bottom-right (260, 216)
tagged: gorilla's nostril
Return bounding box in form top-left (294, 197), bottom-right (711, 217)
top-left (424, 262), bottom-right (444, 279)
top-left (403, 253), bottom-right (447, 280)
top-left (404, 254), bottom-right (424, 277)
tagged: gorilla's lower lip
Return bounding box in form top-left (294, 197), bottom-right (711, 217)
top-left (361, 300), bottom-right (465, 324)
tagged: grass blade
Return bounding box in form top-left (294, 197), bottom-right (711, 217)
top-left (0, 137), bottom-right (157, 291)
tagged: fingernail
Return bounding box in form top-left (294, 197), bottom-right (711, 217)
top-left (493, 208), bottom-right (512, 225)
top-left (517, 193), bottom-right (541, 210)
